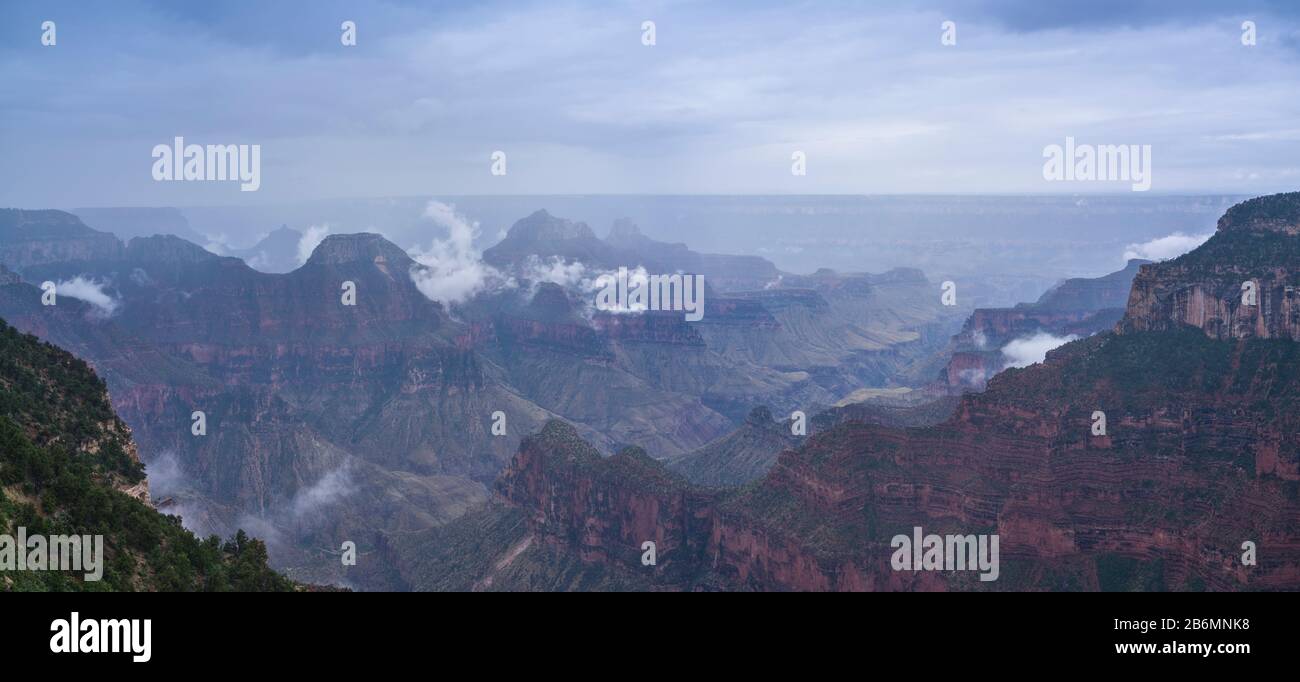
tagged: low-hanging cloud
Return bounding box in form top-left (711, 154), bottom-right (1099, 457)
top-left (1123, 232), bottom-right (1213, 262)
top-left (1002, 332), bottom-right (1078, 369)
top-left (56, 276), bottom-right (121, 317)
top-left (297, 224), bottom-right (331, 265)
top-left (408, 200), bottom-right (505, 306)
top-left (523, 255), bottom-right (588, 288)
top-left (290, 466), bottom-right (355, 521)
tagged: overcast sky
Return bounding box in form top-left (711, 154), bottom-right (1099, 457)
top-left (2, 0), bottom-right (1299, 207)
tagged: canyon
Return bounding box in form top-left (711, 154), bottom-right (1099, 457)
top-left (0, 206), bottom-right (960, 588)
top-left (387, 192), bottom-right (1300, 591)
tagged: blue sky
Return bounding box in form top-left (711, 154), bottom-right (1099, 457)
top-left (2, 0), bottom-right (1299, 206)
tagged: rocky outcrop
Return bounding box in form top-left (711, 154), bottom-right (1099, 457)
top-left (1123, 193), bottom-right (1300, 340)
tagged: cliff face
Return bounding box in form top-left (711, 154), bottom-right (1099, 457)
top-left (495, 423), bottom-right (718, 580)
top-left (1123, 194), bottom-right (1300, 340)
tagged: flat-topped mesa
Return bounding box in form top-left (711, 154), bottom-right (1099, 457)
top-left (306, 232), bottom-right (413, 268)
top-left (1121, 191), bottom-right (1300, 341)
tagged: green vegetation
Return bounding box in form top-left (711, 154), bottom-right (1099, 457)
top-left (1216, 191), bottom-right (1300, 231)
top-left (1167, 226), bottom-right (1300, 278)
top-left (0, 318), bottom-right (294, 592)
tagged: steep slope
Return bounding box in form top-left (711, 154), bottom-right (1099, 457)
top-left (0, 318), bottom-right (293, 591)
top-left (1124, 192), bottom-right (1300, 340)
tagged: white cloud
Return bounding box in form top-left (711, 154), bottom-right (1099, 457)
top-left (523, 255), bottom-right (588, 288)
top-left (290, 466), bottom-right (355, 521)
top-left (56, 276), bottom-right (120, 317)
top-left (1001, 332), bottom-right (1078, 369)
top-left (408, 201), bottom-right (504, 306)
top-left (297, 224), bottom-right (331, 265)
top-left (1123, 232), bottom-right (1213, 262)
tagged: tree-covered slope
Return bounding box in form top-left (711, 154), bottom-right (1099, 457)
top-left (0, 318), bottom-right (294, 592)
